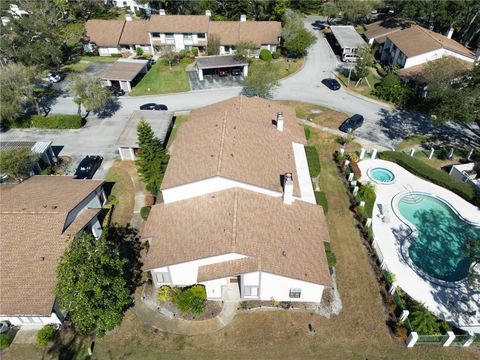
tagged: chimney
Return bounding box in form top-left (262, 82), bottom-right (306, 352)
top-left (240, 14), bottom-right (246, 22)
top-left (205, 10), bottom-right (211, 17)
top-left (125, 13), bottom-right (132, 21)
top-left (159, 9), bottom-right (166, 16)
top-left (283, 173), bottom-right (294, 205)
top-left (447, 26), bottom-right (454, 39)
top-left (276, 112), bottom-right (284, 132)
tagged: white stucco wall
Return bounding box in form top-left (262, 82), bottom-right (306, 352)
top-left (259, 272), bottom-right (324, 302)
top-left (98, 47), bottom-right (120, 56)
top-left (64, 187), bottom-right (105, 229)
top-left (0, 312), bottom-right (62, 327)
top-left (404, 48), bottom-right (474, 68)
top-left (201, 278), bottom-right (228, 299)
top-left (162, 176), bottom-right (282, 204)
top-left (242, 272), bottom-right (260, 286)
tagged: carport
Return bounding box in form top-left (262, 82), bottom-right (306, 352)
top-left (100, 59), bottom-right (149, 93)
top-left (329, 26), bottom-right (366, 62)
top-left (195, 55), bottom-right (248, 81)
top-left (116, 110), bottom-right (174, 161)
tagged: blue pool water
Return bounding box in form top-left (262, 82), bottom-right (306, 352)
top-left (398, 194), bottom-right (479, 282)
top-left (370, 168), bottom-right (395, 183)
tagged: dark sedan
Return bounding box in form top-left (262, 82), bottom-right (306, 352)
top-left (321, 78), bottom-right (341, 90)
top-left (106, 86), bottom-right (125, 96)
top-left (139, 103), bottom-right (168, 110)
top-left (339, 114), bottom-right (364, 133)
top-left (74, 156), bottom-right (103, 179)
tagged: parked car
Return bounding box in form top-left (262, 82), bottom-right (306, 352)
top-left (231, 68), bottom-right (242, 76)
top-left (74, 156), bottom-right (103, 179)
top-left (321, 78), bottom-right (341, 90)
top-left (139, 103), bottom-right (168, 110)
top-left (45, 71), bottom-right (65, 83)
top-left (135, 56), bottom-right (155, 67)
top-left (34, 82), bottom-right (52, 93)
top-left (106, 86), bottom-right (125, 96)
top-left (339, 114), bottom-right (364, 133)
top-left (218, 69), bottom-right (229, 77)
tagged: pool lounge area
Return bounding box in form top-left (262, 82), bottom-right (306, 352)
top-left (359, 159), bottom-right (480, 334)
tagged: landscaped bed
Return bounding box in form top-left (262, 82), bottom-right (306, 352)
top-left (278, 100), bottom-right (348, 130)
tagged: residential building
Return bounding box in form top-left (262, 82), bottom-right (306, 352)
top-left (0, 176), bottom-right (106, 327)
top-left (142, 97), bottom-right (331, 303)
top-left (363, 17), bottom-right (415, 53)
top-left (0, 141), bottom-right (57, 178)
top-left (116, 110), bottom-right (174, 160)
top-left (111, 0), bottom-right (150, 14)
top-left (380, 25), bottom-right (477, 69)
top-left (100, 58), bottom-right (149, 92)
top-left (84, 12), bottom-right (281, 57)
top-left (329, 25), bottom-right (367, 62)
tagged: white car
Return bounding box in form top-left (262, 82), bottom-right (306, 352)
top-left (45, 72), bottom-right (64, 83)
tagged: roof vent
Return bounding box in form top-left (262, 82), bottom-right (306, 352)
top-left (51, 205), bottom-right (57, 209)
top-left (283, 173), bottom-right (294, 205)
top-left (159, 9), bottom-right (166, 16)
top-left (39, 257), bottom-right (45, 261)
top-left (276, 112), bottom-right (284, 132)
top-left (240, 14), bottom-right (246, 22)
top-left (282, 251), bottom-right (287, 257)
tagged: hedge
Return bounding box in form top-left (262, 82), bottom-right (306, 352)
top-left (259, 49), bottom-right (272, 61)
top-left (379, 151), bottom-right (477, 204)
top-left (324, 242), bottom-right (336, 268)
top-left (305, 146), bottom-right (321, 177)
top-left (0, 334), bottom-right (11, 350)
top-left (36, 325), bottom-right (56, 348)
top-left (31, 114), bottom-right (84, 129)
top-left (140, 206), bottom-right (151, 220)
top-left (315, 191), bottom-right (329, 215)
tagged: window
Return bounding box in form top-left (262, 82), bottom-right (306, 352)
top-left (289, 288), bottom-right (301, 298)
top-left (243, 287), bottom-right (258, 297)
top-left (151, 32), bottom-right (160, 38)
top-left (155, 272), bottom-right (170, 284)
top-left (198, 33), bottom-right (206, 39)
top-left (165, 33), bottom-right (174, 40)
top-left (184, 33), bottom-right (192, 40)
top-left (123, 1), bottom-right (127, 5)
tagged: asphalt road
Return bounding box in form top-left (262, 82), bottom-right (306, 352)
top-left (2, 17), bottom-right (478, 178)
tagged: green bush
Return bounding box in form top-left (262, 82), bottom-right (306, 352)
top-left (31, 114), bottom-right (84, 129)
top-left (191, 48), bottom-right (199, 57)
top-left (305, 146), bottom-right (321, 177)
top-left (272, 49), bottom-right (281, 59)
top-left (378, 151), bottom-right (477, 204)
top-left (315, 191), bottom-right (329, 215)
top-left (358, 183), bottom-right (376, 218)
top-left (111, 53), bottom-right (122, 58)
top-left (180, 57), bottom-right (192, 64)
top-left (140, 206), bottom-right (151, 220)
top-left (136, 47), bottom-right (144, 56)
top-left (374, 62), bottom-right (387, 77)
top-left (172, 285), bottom-right (206, 316)
top-left (304, 126), bottom-right (311, 141)
top-left (373, 73), bottom-right (415, 106)
top-left (324, 242), bottom-right (336, 268)
top-left (0, 334), bottom-right (11, 350)
top-left (259, 49), bottom-right (272, 61)
top-left (178, 49), bottom-right (188, 59)
top-left (36, 325), bottom-right (56, 348)
top-left (157, 285), bottom-right (171, 302)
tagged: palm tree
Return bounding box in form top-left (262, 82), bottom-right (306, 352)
top-left (410, 302), bottom-right (440, 334)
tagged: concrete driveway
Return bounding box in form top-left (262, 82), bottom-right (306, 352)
top-left (187, 70), bottom-right (245, 90)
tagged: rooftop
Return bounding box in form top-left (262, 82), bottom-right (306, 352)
top-left (85, 19), bottom-right (125, 46)
top-left (0, 140), bottom-right (52, 155)
top-left (116, 110), bottom-right (175, 148)
top-left (0, 176), bottom-right (103, 316)
top-left (195, 55), bottom-right (248, 69)
top-left (330, 25), bottom-right (366, 49)
top-left (143, 188), bottom-right (331, 286)
top-left (160, 96), bottom-right (306, 197)
top-left (208, 21), bottom-right (281, 46)
top-left (363, 17), bottom-right (416, 43)
top-left (120, 19), bottom-right (150, 45)
top-left (101, 59), bottom-right (148, 81)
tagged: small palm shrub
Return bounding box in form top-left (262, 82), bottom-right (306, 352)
top-left (36, 325), bottom-right (56, 348)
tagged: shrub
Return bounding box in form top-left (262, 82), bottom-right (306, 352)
top-left (305, 146), bottom-right (321, 177)
top-left (315, 191), bottom-right (328, 215)
top-left (31, 114), bottom-right (84, 129)
top-left (143, 52), bottom-right (153, 58)
top-left (140, 206), bottom-right (151, 220)
top-left (0, 334), bottom-right (11, 350)
top-left (111, 53), bottom-right (123, 58)
top-left (324, 241), bottom-right (336, 268)
top-left (172, 285), bottom-right (206, 316)
top-left (181, 57), bottom-right (192, 64)
top-left (304, 126), bottom-right (311, 141)
top-left (157, 285), bottom-right (171, 302)
top-left (259, 49), bottom-right (272, 61)
top-left (178, 49), bottom-right (188, 59)
top-left (272, 49), bottom-right (281, 59)
top-left (378, 151), bottom-right (477, 204)
top-left (135, 47), bottom-right (144, 56)
top-left (349, 161), bottom-right (362, 179)
top-left (36, 325), bottom-right (56, 348)
top-left (373, 73), bottom-right (415, 106)
top-left (191, 48), bottom-right (199, 57)
top-left (347, 153), bottom-right (359, 163)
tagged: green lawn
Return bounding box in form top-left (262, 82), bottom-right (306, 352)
top-left (250, 57), bottom-right (304, 81)
top-left (79, 56), bottom-right (119, 62)
top-left (167, 114), bottom-right (189, 149)
top-left (105, 163), bottom-right (135, 226)
top-left (61, 63), bottom-right (88, 73)
top-left (129, 61), bottom-right (190, 96)
top-left (336, 69), bottom-right (383, 102)
top-left (278, 100), bottom-right (348, 130)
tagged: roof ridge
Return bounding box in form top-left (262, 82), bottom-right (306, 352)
top-left (416, 25), bottom-right (443, 48)
top-left (231, 190), bottom-right (239, 249)
top-left (216, 110), bottom-right (228, 175)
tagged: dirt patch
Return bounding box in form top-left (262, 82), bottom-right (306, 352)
top-left (159, 300), bottom-right (222, 321)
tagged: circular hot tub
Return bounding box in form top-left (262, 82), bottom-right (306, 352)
top-left (368, 167), bottom-right (395, 184)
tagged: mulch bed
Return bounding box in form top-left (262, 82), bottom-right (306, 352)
top-left (160, 300), bottom-right (222, 321)
top-left (238, 301), bottom-right (316, 311)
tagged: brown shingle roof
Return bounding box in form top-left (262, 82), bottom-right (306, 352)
top-left (85, 19), bottom-right (125, 46)
top-left (101, 60), bottom-right (148, 81)
top-left (161, 96), bottom-right (305, 196)
top-left (0, 176), bottom-right (103, 316)
top-left (120, 20), bottom-right (150, 45)
top-left (143, 189), bottom-right (331, 286)
top-left (364, 17), bottom-right (415, 43)
top-left (387, 25), bottom-right (475, 59)
top-left (149, 15), bottom-right (210, 33)
top-left (208, 21), bottom-right (281, 46)
top-left (197, 257), bottom-right (258, 282)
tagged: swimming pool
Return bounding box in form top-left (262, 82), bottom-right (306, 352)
top-left (397, 193), bottom-right (480, 282)
top-left (368, 167), bottom-right (395, 184)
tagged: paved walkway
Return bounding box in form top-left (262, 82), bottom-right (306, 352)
top-left (134, 284), bottom-right (239, 335)
top-left (10, 327), bottom-right (41, 345)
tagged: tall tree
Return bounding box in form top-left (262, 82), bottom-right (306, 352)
top-left (244, 61), bottom-right (279, 98)
top-left (70, 75), bottom-right (111, 117)
top-left (207, 34), bottom-right (220, 55)
top-left (234, 41), bottom-right (257, 60)
top-left (56, 232), bottom-right (132, 337)
top-left (354, 46), bottom-right (374, 84)
top-left (0, 148), bottom-right (36, 182)
top-left (282, 9), bottom-right (316, 57)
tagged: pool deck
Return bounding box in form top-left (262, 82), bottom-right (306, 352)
top-left (359, 159), bottom-right (480, 334)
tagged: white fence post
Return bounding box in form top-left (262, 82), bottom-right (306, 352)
top-left (428, 148), bottom-right (434, 159)
top-left (345, 160), bottom-right (350, 167)
top-left (359, 201), bottom-right (365, 207)
top-left (348, 173), bottom-right (354, 181)
top-left (406, 332), bottom-right (419, 348)
top-left (463, 332), bottom-right (475, 347)
top-left (448, 148), bottom-right (454, 159)
top-left (410, 148), bottom-right (415, 157)
top-left (365, 218), bottom-right (372, 227)
top-left (371, 148), bottom-right (377, 159)
top-left (400, 310), bottom-right (409, 322)
top-left (340, 148), bottom-right (345, 155)
top-left (442, 331), bottom-right (455, 347)
top-left (389, 281), bottom-right (398, 295)
top-left (359, 148), bottom-right (366, 160)
top-left (353, 186), bottom-right (359, 195)
top-left (467, 148), bottom-right (474, 160)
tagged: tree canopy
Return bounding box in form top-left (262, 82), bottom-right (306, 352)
top-left (282, 9), bottom-right (316, 57)
top-left (70, 75), bottom-right (111, 117)
top-left (244, 61), bottom-right (279, 98)
top-left (55, 231), bottom-right (132, 337)
top-left (0, 148), bottom-right (36, 182)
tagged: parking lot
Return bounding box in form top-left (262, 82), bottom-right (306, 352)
top-left (187, 70), bottom-right (244, 91)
